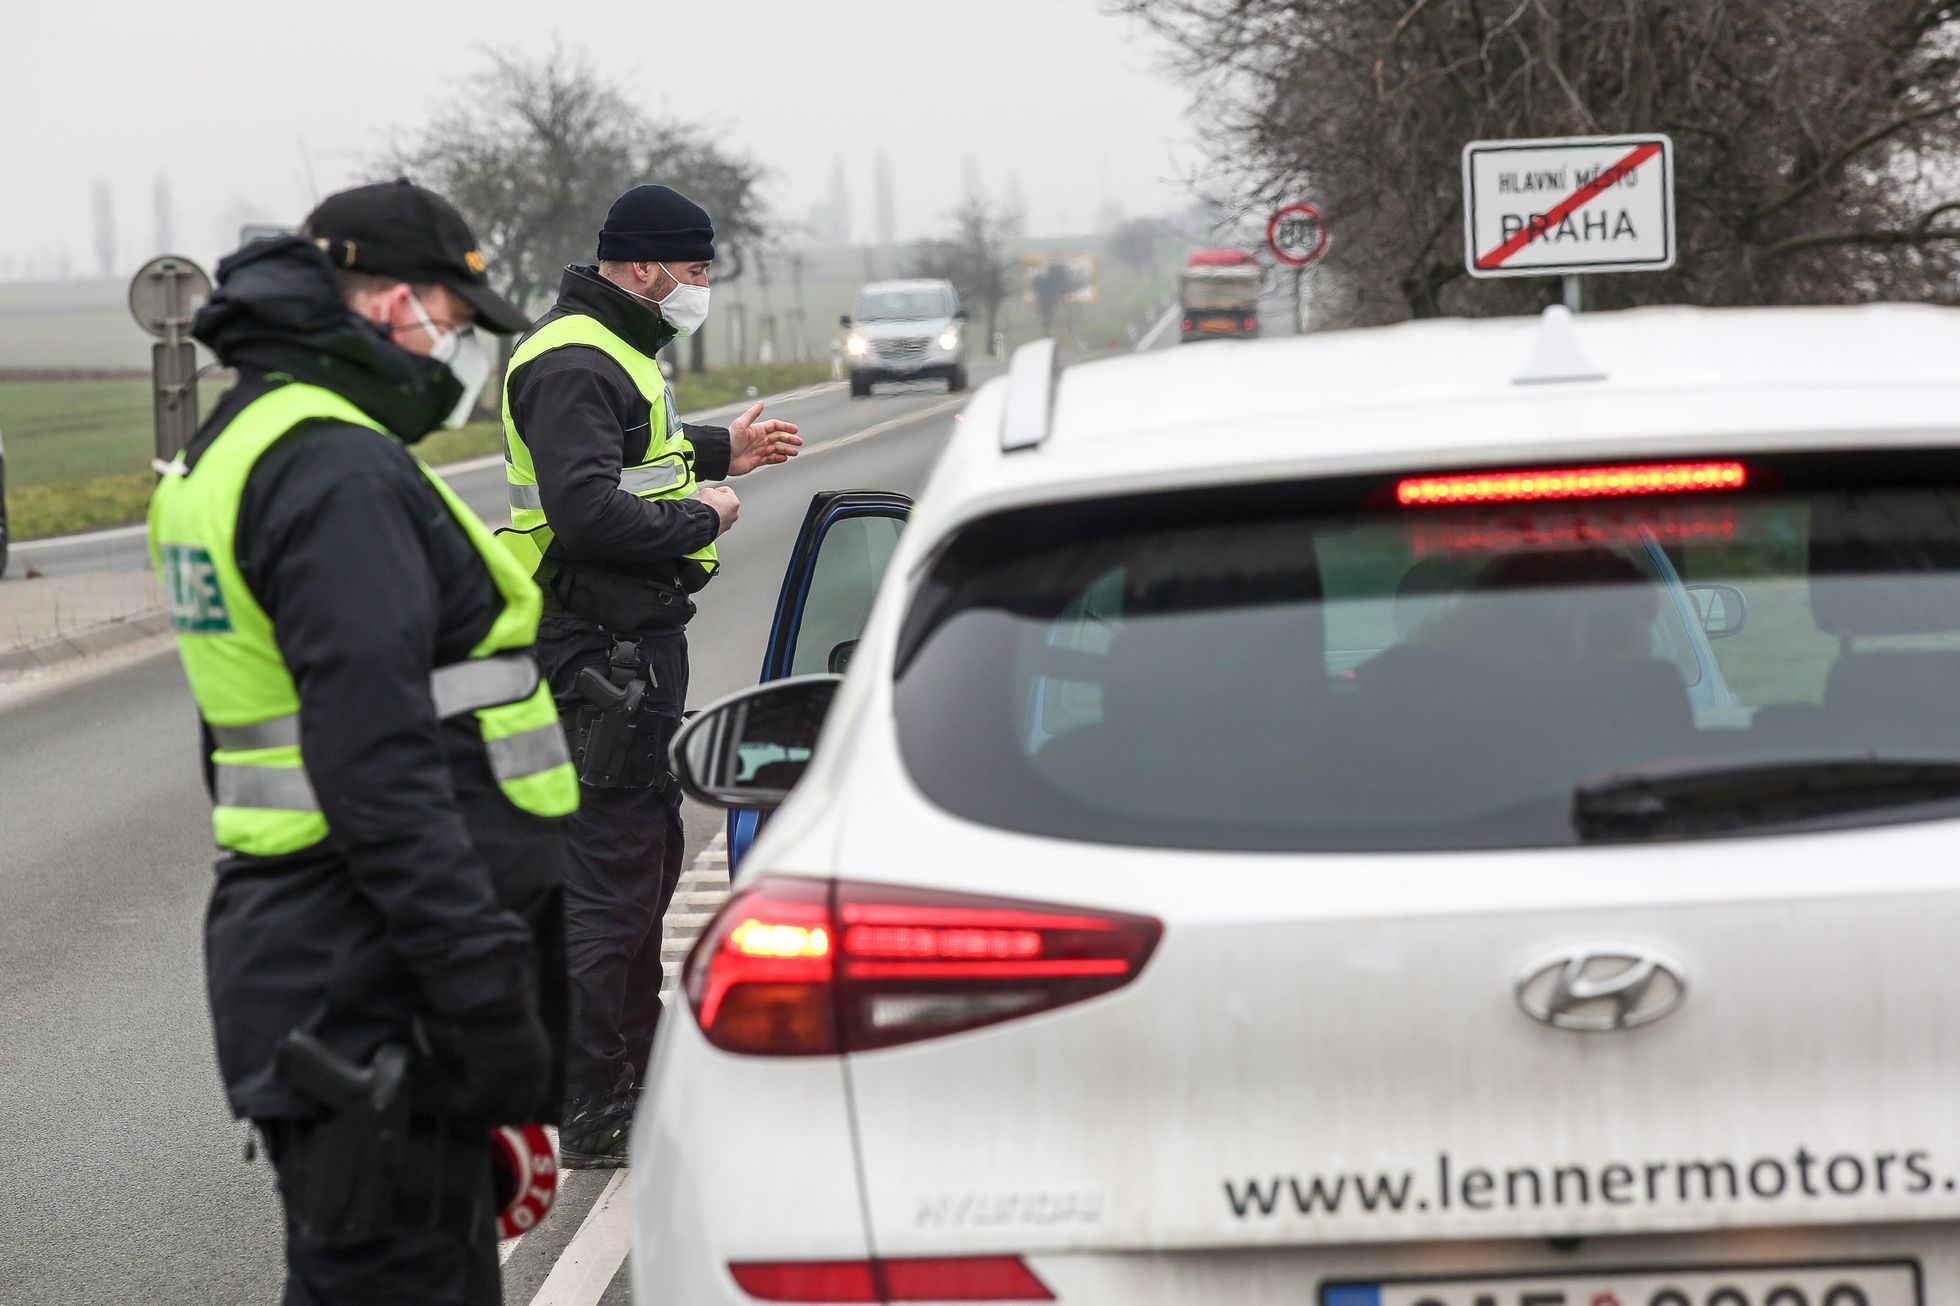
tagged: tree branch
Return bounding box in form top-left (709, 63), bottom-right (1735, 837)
top-left (1747, 98), bottom-right (1960, 230)
top-left (1762, 223), bottom-right (1960, 260)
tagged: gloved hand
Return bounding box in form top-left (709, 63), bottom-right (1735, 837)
top-left (424, 999), bottom-right (553, 1124)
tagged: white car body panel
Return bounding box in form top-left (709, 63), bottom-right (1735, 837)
top-left (634, 304), bottom-right (1960, 1302)
top-left (628, 1014), bottom-right (871, 1301)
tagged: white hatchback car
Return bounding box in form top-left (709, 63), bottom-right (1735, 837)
top-left (635, 304), bottom-right (1960, 1306)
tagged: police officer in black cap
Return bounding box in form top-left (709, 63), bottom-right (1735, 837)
top-left (499, 184), bottom-right (801, 1167)
top-left (151, 179), bottom-right (574, 1303)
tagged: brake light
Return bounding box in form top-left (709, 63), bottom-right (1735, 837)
top-left (1397, 460), bottom-right (1746, 506)
top-left (689, 877), bottom-right (836, 1055)
top-left (1180, 317), bottom-right (1192, 331)
top-left (1243, 317), bottom-right (1257, 330)
top-left (686, 877), bottom-right (1161, 1056)
top-left (730, 1255), bottom-right (1054, 1302)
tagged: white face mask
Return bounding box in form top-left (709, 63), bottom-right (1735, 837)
top-left (407, 292), bottom-right (491, 428)
top-left (644, 264), bottom-right (711, 336)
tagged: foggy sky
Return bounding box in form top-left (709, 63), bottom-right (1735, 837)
top-left (0, 0), bottom-right (1195, 278)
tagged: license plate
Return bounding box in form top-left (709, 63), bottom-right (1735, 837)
top-left (1322, 1259), bottom-right (1920, 1306)
top-left (1198, 320), bottom-right (1236, 332)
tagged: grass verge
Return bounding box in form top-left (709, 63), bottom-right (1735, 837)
top-left (3, 361), bottom-right (833, 543)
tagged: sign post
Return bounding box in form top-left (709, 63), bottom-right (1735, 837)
top-left (1266, 203), bottom-right (1329, 333)
top-left (1461, 134), bottom-right (1675, 310)
top-left (128, 255), bottom-right (213, 469)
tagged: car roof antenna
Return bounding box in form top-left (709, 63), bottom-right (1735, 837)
top-left (1514, 304), bottom-right (1607, 386)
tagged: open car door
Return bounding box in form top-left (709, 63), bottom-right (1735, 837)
top-left (728, 489), bottom-right (913, 868)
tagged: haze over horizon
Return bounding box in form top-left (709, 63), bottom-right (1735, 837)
top-left (0, 0), bottom-right (1197, 280)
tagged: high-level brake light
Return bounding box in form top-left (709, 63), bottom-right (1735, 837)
top-left (730, 1255), bottom-right (1054, 1302)
top-left (1397, 460), bottom-right (1746, 506)
top-left (686, 877), bottom-right (1162, 1056)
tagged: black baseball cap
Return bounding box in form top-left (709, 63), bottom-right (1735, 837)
top-left (303, 178), bottom-right (529, 334)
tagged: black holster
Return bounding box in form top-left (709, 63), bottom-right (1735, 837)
top-left (570, 637), bottom-right (676, 793)
top-left (271, 1031), bottom-right (422, 1246)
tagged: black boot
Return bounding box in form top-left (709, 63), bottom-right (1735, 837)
top-left (559, 1091), bottom-right (633, 1170)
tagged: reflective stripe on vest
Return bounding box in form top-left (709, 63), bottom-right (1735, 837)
top-left (485, 721), bottom-right (574, 783)
top-left (497, 313), bottom-right (717, 584)
top-left (504, 455), bottom-right (686, 513)
top-left (215, 764), bottom-right (320, 812)
top-left (208, 654), bottom-right (549, 800)
top-left (149, 382), bottom-right (578, 858)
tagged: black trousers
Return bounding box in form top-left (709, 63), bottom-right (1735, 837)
top-left (541, 624), bottom-right (690, 1100)
top-left (562, 784), bottom-right (685, 1096)
top-left (261, 1117), bottom-right (499, 1306)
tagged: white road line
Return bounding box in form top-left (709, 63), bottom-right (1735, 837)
top-left (525, 1168), bottom-right (632, 1306)
top-left (11, 521), bottom-right (150, 555)
top-left (1136, 301), bottom-right (1180, 353)
top-left (520, 833), bottom-right (731, 1295)
top-left (801, 393), bottom-right (968, 458)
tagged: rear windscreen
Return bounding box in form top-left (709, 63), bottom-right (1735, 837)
top-left (893, 450), bottom-right (1960, 851)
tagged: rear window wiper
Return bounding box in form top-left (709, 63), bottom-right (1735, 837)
top-left (1572, 755), bottom-right (1960, 842)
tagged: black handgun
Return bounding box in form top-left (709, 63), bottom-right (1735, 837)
top-left (572, 638), bottom-right (653, 786)
top-left (273, 1031), bottom-right (413, 1245)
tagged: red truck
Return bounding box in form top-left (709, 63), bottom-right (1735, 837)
top-left (1178, 249), bottom-right (1263, 343)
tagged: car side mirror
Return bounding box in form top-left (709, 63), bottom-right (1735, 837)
top-left (671, 675), bottom-right (843, 809)
top-left (953, 307), bottom-right (969, 321)
top-left (828, 639), bottom-right (858, 674)
top-left (839, 314), bottom-right (853, 328)
top-left (1684, 583), bottom-right (1747, 638)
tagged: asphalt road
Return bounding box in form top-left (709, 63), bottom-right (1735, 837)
top-left (0, 365), bottom-right (996, 1306)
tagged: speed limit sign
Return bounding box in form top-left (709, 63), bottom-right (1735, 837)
top-left (1267, 203), bottom-right (1329, 267)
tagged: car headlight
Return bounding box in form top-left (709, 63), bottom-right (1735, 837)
top-left (847, 334), bottom-right (869, 357)
top-left (938, 330), bottom-right (960, 351)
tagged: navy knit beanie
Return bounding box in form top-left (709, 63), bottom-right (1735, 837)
top-left (596, 185), bottom-right (716, 263)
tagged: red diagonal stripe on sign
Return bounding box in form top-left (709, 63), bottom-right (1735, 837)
top-left (1475, 142), bottom-right (1663, 271)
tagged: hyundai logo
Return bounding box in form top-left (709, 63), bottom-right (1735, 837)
top-left (1516, 945), bottom-right (1686, 1032)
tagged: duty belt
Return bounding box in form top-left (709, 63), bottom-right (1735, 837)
top-left (207, 654), bottom-right (552, 811)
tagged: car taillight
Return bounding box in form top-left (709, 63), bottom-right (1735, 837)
top-left (1180, 317), bottom-right (1192, 331)
top-left (730, 1256), bottom-right (1054, 1302)
top-left (686, 876), bottom-right (1161, 1056)
top-left (1397, 460), bottom-right (1746, 505)
top-left (1243, 317), bottom-right (1256, 330)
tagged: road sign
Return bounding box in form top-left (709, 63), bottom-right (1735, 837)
top-left (1462, 134), bottom-right (1674, 278)
top-left (1266, 204), bottom-right (1328, 268)
top-left (128, 255), bottom-right (212, 340)
top-left (1020, 253), bottom-right (1100, 307)
top-left (128, 256), bottom-right (212, 467)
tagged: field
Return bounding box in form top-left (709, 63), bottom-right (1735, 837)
top-left (0, 360), bottom-right (830, 543)
top-left (0, 230), bottom-right (1182, 382)
top-left (0, 228), bottom-right (1179, 544)
top-left (708, 235), bottom-right (1179, 367)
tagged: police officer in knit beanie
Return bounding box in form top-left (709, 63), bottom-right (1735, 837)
top-left (596, 184), bottom-right (716, 263)
top-left (495, 184), bottom-right (801, 1167)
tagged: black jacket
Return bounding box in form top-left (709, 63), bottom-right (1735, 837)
top-left (188, 237), bottom-right (566, 1120)
top-left (505, 266), bottom-right (731, 591)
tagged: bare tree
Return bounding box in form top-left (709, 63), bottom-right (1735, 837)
top-left (912, 200), bottom-right (1023, 347)
top-left (383, 43), bottom-right (770, 371)
top-left (1113, 0), bottom-right (1960, 322)
top-left (1108, 215), bottom-right (1177, 271)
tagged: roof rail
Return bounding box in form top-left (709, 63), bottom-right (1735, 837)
top-left (1514, 304), bottom-right (1606, 386)
top-left (1000, 338), bottom-right (1061, 452)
